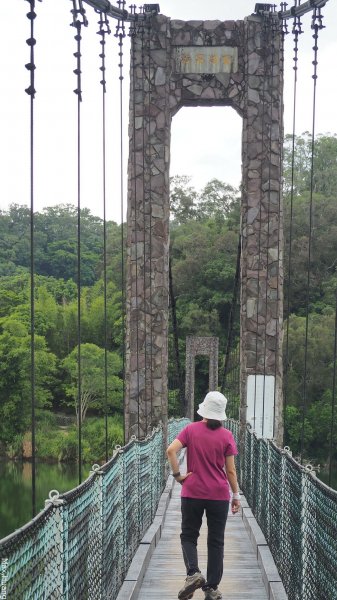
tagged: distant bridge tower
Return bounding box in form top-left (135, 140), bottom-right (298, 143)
top-left (125, 10), bottom-right (283, 444)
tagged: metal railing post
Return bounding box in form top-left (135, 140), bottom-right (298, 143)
top-left (44, 491), bottom-right (67, 599)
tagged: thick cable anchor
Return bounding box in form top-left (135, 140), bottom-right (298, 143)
top-left (45, 489), bottom-right (65, 507)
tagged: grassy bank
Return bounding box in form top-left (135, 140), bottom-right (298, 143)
top-left (2, 411), bottom-right (124, 464)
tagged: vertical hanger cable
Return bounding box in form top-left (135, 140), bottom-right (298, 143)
top-left (284, 12), bottom-right (302, 421)
top-left (329, 290), bottom-right (337, 486)
top-left (116, 1), bottom-right (126, 443)
top-left (70, 0), bottom-right (88, 483)
top-left (25, 0), bottom-right (39, 518)
top-left (97, 10), bottom-right (111, 461)
top-left (300, 7), bottom-right (323, 460)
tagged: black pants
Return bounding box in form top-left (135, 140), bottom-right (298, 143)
top-left (181, 497), bottom-right (229, 589)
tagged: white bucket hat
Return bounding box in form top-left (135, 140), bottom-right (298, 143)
top-left (197, 391), bottom-right (227, 421)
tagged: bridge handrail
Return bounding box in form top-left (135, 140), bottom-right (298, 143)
top-left (225, 420), bottom-right (337, 600)
top-left (0, 417), bottom-right (190, 600)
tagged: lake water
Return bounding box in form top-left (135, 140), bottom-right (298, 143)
top-left (0, 460), bottom-right (91, 540)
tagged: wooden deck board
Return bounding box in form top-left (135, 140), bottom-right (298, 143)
top-left (137, 484), bottom-right (268, 599)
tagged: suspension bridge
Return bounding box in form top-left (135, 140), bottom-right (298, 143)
top-left (0, 1), bottom-right (337, 599)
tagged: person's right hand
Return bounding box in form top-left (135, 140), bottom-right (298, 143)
top-left (231, 499), bottom-right (241, 514)
top-left (176, 472), bottom-right (192, 485)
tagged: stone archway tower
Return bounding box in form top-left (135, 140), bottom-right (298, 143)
top-left (125, 13), bottom-right (284, 445)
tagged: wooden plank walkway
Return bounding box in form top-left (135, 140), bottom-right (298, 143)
top-left (137, 482), bottom-right (268, 600)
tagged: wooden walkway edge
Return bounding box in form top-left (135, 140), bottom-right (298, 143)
top-left (116, 476), bottom-right (287, 600)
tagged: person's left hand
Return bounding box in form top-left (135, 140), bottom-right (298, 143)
top-left (231, 499), bottom-right (241, 514)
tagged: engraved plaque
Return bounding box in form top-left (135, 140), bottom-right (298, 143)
top-left (175, 46), bottom-right (238, 74)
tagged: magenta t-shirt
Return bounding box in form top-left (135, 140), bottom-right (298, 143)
top-left (177, 421), bottom-right (238, 501)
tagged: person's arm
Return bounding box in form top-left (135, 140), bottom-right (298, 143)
top-left (225, 454), bottom-right (241, 514)
top-left (166, 438), bottom-right (192, 484)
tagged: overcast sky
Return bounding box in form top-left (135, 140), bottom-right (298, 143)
top-left (0, 0), bottom-right (335, 222)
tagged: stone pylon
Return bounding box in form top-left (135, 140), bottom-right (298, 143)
top-left (185, 337), bottom-right (219, 421)
top-left (124, 13), bottom-right (284, 445)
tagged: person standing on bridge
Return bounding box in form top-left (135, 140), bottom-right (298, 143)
top-left (166, 391), bottom-right (241, 600)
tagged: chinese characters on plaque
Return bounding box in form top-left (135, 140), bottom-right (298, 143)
top-left (175, 46), bottom-right (238, 75)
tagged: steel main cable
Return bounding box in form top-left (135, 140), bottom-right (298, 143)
top-left (278, 0), bottom-right (329, 20)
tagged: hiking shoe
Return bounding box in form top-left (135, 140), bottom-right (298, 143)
top-left (178, 572), bottom-right (206, 599)
top-left (204, 588), bottom-right (222, 600)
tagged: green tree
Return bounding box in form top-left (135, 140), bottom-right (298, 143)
top-left (84, 280), bottom-right (123, 351)
top-left (284, 312), bottom-right (337, 458)
top-left (197, 179), bottom-right (238, 221)
top-left (61, 343), bottom-right (123, 422)
top-left (284, 192), bottom-right (337, 315)
top-left (283, 132), bottom-right (337, 197)
top-left (0, 204), bottom-right (109, 285)
top-left (170, 218), bottom-right (239, 341)
top-left (170, 175), bottom-right (198, 224)
top-left (0, 318), bottom-right (57, 446)
top-left (105, 221), bottom-right (125, 289)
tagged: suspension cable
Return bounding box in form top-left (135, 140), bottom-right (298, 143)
top-left (115, 11), bottom-right (126, 443)
top-left (84, 0), bottom-right (128, 20)
top-left (169, 258), bottom-right (184, 415)
top-left (275, 13), bottom-right (288, 443)
top-left (300, 6), bottom-right (324, 461)
top-left (221, 236), bottom-right (241, 393)
top-left (83, 0), bottom-right (160, 22)
top-left (25, 0), bottom-right (40, 519)
top-left (115, 2), bottom-right (126, 443)
top-left (284, 11), bottom-right (302, 421)
top-left (97, 10), bottom-right (111, 462)
top-left (70, 0), bottom-right (88, 484)
top-left (329, 289), bottom-right (337, 486)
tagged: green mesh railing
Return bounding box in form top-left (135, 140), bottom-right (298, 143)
top-left (0, 418), bottom-right (189, 600)
top-left (238, 425), bottom-right (337, 600)
top-left (224, 418), bottom-right (241, 477)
